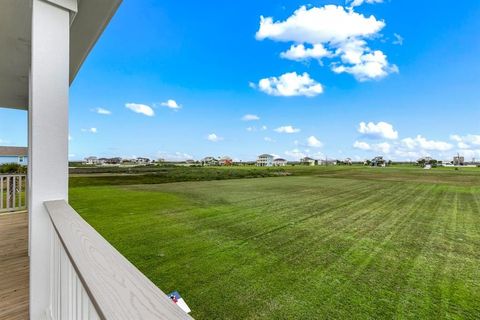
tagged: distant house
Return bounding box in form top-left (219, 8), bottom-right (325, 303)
top-left (300, 157), bottom-right (317, 166)
top-left (136, 157), bottom-right (150, 165)
top-left (84, 156), bottom-right (99, 165)
top-left (453, 155), bottom-right (464, 166)
top-left (104, 157), bottom-right (122, 164)
top-left (185, 159), bottom-right (196, 165)
top-left (0, 146), bottom-right (28, 165)
top-left (256, 154), bottom-right (274, 167)
top-left (202, 156), bottom-right (219, 166)
top-left (274, 158), bottom-right (288, 166)
top-left (371, 156), bottom-right (386, 167)
top-left (320, 159), bottom-right (337, 166)
top-left (219, 156), bottom-right (233, 166)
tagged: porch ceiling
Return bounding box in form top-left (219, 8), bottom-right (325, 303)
top-left (0, 0), bottom-right (121, 110)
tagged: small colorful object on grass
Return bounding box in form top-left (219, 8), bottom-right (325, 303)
top-left (168, 291), bottom-right (191, 314)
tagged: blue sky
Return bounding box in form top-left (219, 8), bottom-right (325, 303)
top-left (1, 0), bottom-right (480, 162)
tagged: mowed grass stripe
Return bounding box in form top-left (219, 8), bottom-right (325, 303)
top-left (69, 168), bottom-right (480, 319)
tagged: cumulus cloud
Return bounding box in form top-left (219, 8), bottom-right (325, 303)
top-left (81, 128), bottom-right (97, 134)
top-left (307, 136), bottom-right (323, 148)
top-left (242, 114), bottom-right (260, 121)
top-left (125, 103), bottom-right (155, 117)
top-left (353, 141), bottom-right (371, 150)
top-left (284, 148), bottom-right (307, 160)
top-left (450, 134), bottom-right (480, 149)
top-left (256, 5), bottom-right (398, 81)
top-left (256, 72), bottom-right (323, 97)
top-left (160, 99), bottom-right (181, 110)
top-left (280, 44), bottom-right (332, 62)
top-left (401, 135), bottom-right (452, 151)
top-left (94, 107), bottom-right (111, 115)
top-left (353, 140), bottom-right (390, 153)
top-left (207, 133), bottom-right (223, 142)
top-left (332, 50), bottom-right (398, 81)
top-left (275, 125), bottom-right (301, 134)
top-left (358, 121), bottom-right (398, 140)
top-left (347, 0), bottom-right (383, 7)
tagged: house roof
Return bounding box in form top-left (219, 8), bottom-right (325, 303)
top-left (0, 146), bottom-right (28, 156)
top-left (274, 158), bottom-right (287, 161)
top-left (0, 0), bottom-right (122, 109)
top-left (258, 154), bottom-right (274, 158)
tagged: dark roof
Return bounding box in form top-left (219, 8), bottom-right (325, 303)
top-left (274, 158), bottom-right (287, 161)
top-left (0, 146), bottom-right (28, 156)
top-left (258, 154), bottom-right (274, 158)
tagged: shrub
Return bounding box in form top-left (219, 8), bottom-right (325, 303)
top-left (0, 163), bottom-right (27, 174)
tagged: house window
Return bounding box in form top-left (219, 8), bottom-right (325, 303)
top-left (19, 156), bottom-right (25, 163)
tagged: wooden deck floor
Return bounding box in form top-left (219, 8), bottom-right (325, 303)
top-left (0, 213), bottom-right (29, 320)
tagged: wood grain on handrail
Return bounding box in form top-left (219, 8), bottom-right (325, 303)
top-left (44, 200), bottom-right (192, 320)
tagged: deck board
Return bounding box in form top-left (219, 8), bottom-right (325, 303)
top-left (0, 213), bottom-right (29, 320)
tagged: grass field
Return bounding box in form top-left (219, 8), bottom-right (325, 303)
top-left (70, 166), bottom-right (480, 319)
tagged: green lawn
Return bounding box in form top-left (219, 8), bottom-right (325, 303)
top-left (69, 167), bottom-right (480, 319)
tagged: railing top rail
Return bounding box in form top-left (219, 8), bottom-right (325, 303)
top-left (45, 200), bottom-right (192, 320)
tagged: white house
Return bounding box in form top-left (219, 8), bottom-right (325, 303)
top-left (256, 154), bottom-right (274, 167)
top-left (274, 158), bottom-right (288, 166)
top-left (0, 146), bottom-right (28, 165)
top-left (300, 157), bottom-right (317, 166)
top-left (135, 157), bottom-right (150, 164)
top-left (84, 156), bottom-right (101, 165)
top-left (0, 1), bottom-right (191, 318)
top-left (202, 156), bottom-right (219, 166)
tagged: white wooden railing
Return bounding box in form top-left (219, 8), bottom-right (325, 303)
top-left (45, 200), bottom-right (192, 320)
top-left (0, 174), bottom-right (27, 213)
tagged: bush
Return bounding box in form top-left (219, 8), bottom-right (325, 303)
top-left (0, 163), bottom-right (27, 174)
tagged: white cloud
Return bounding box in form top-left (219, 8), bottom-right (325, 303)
top-left (358, 121), bottom-right (398, 140)
top-left (264, 137), bottom-right (275, 142)
top-left (261, 125), bottom-right (268, 131)
top-left (275, 125), bottom-right (301, 134)
top-left (401, 135), bottom-right (453, 152)
top-left (160, 99), bottom-right (181, 110)
top-left (353, 141), bottom-right (371, 150)
top-left (256, 5), bottom-right (384, 44)
top-left (332, 50), bottom-right (398, 81)
top-left (280, 44), bottom-right (331, 62)
top-left (81, 128), bottom-right (97, 134)
top-left (242, 114), bottom-right (260, 121)
top-left (284, 148), bottom-right (307, 160)
top-left (207, 133), bottom-right (223, 142)
top-left (393, 33), bottom-right (404, 45)
top-left (450, 134), bottom-right (480, 149)
top-left (68, 135), bottom-right (73, 141)
top-left (354, 140), bottom-right (390, 153)
top-left (375, 142), bottom-right (391, 154)
top-left (94, 107), bottom-right (111, 115)
top-left (125, 103), bottom-right (155, 117)
top-left (256, 72), bottom-right (323, 97)
top-left (307, 136), bottom-right (323, 148)
top-left (256, 5), bottom-right (397, 82)
top-left (348, 0), bottom-right (383, 7)
top-left (246, 127), bottom-right (255, 132)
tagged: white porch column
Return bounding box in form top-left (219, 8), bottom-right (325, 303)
top-left (29, 0), bottom-right (75, 318)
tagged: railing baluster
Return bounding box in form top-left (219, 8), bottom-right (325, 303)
top-left (0, 174), bottom-right (27, 213)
